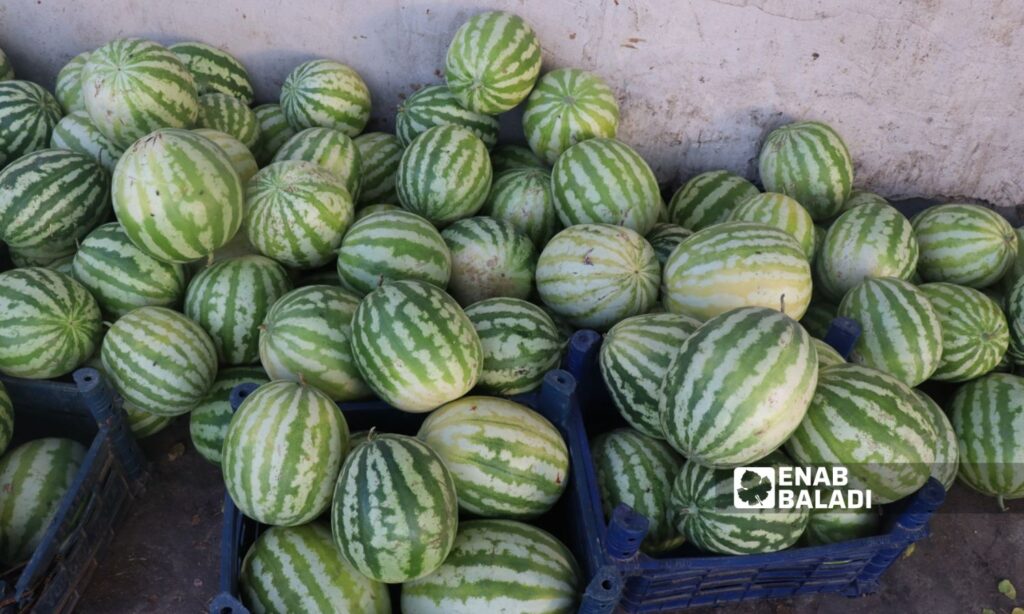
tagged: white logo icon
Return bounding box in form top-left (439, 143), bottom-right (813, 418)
top-left (733, 466), bottom-right (776, 509)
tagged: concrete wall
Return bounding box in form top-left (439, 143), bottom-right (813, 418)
top-left (2, 0), bottom-right (1022, 209)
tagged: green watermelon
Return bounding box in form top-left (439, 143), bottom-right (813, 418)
top-left (196, 93), bottom-right (259, 149)
top-left (1010, 277), bottom-right (1024, 366)
top-left (0, 382), bottom-right (11, 454)
top-left (0, 80), bottom-right (62, 168)
top-left (728, 192), bottom-right (815, 261)
top-left (169, 42), bottom-right (253, 104)
top-left (523, 68), bottom-right (619, 165)
top-left (280, 59), bottom-right (370, 137)
top-left (55, 51), bottom-right (90, 113)
top-left (667, 170), bottom-right (759, 231)
top-left (483, 167), bottom-right (560, 247)
top-left (189, 366), bottom-right (269, 465)
top-left (353, 132), bottom-right (402, 205)
top-left (7, 244), bottom-right (76, 269)
top-left (920, 282), bottom-right (1009, 382)
top-left (840, 189), bottom-right (888, 212)
top-left (193, 128), bottom-right (258, 184)
top-left (490, 144), bottom-right (546, 173)
top-left (0, 47), bottom-right (13, 80)
top-left (804, 507), bottom-right (880, 545)
top-left (397, 85), bottom-right (499, 149)
top-left (914, 390), bottom-right (959, 490)
top-left (251, 104), bottom-right (296, 167)
top-left (800, 298), bottom-right (838, 339)
top-left (758, 121), bottom-right (853, 221)
top-left (913, 203), bottom-right (1018, 288)
top-left (273, 127), bottom-right (362, 201)
top-left (123, 403), bottom-right (172, 439)
top-left (353, 203), bottom-right (401, 221)
top-left (442, 216), bottom-right (537, 306)
top-left (50, 110), bottom-right (124, 172)
top-left (645, 223), bottom-right (692, 266)
top-left (813, 338), bottom-right (845, 368)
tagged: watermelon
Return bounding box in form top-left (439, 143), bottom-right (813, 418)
top-left (785, 363), bottom-right (937, 504)
top-left (123, 403), bottom-right (172, 439)
top-left (350, 280), bottom-right (482, 412)
top-left (523, 68), bottom-right (619, 165)
top-left (536, 223), bottom-right (659, 330)
top-left (0, 438), bottom-right (86, 565)
top-left (813, 338), bottom-right (845, 368)
top-left (245, 160), bottom-right (353, 269)
top-left (804, 507), bottom-right (880, 545)
top-left (185, 255), bottom-right (292, 366)
top-left (483, 168), bottom-right (560, 247)
top-left (196, 93), bottom-right (259, 149)
top-left (396, 85), bottom-right (499, 149)
top-left (490, 144), bottom-right (546, 173)
top-left (912, 203), bottom-right (1018, 288)
top-left (193, 128), bottom-right (258, 184)
top-left (550, 137), bottom-right (661, 234)
top-left (280, 59), bottom-right (370, 136)
top-left (442, 216), bottom-right (537, 306)
top-left (592, 428), bottom-right (685, 554)
top-left (950, 373), bottom-right (1024, 508)
top-left (0, 47), bottom-right (12, 80)
top-left (814, 201), bottom-right (918, 303)
top-left (418, 396), bottom-right (569, 518)
top-left (0, 268), bottom-right (102, 379)
top-left (914, 390), bottom-right (959, 490)
top-left (645, 223), bottom-right (692, 266)
top-left (464, 298), bottom-right (564, 395)
top-left (241, 523), bottom-right (390, 614)
top-left (401, 519), bottom-right (580, 614)
top-left (101, 306), bottom-right (217, 416)
top-left (189, 366), bottom-right (269, 465)
top-left (0, 80), bottom-right (62, 168)
top-left (82, 38), bottom-right (199, 148)
top-left (353, 132), bottom-right (402, 205)
top-left (55, 51), bottom-right (90, 113)
top-left (251, 104), bottom-right (296, 167)
top-left (540, 304), bottom-right (576, 343)
top-left (0, 148), bottom-right (110, 252)
top-left (0, 382), bottom-right (11, 454)
top-left (1010, 277), bottom-right (1024, 366)
top-left (223, 381), bottom-right (348, 525)
top-left (273, 127), bottom-right (362, 201)
top-left (112, 128), bottom-right (243, 263)
top-left (7, 244), bottom-right (76, 269)
top-left (332, 433), bottom-right (458, 583)
top-left (812, 224), bottom-right (826, 260)
top-left (73, 222), bottom-right (188, 318)
top-left (662, 222), bottom-right (812, 322)
top-left (169, 42), bottom-right (253, 104)
top-left (444, 11), bottom-right (541, 114)
top-left (50, 110), bottom-right (124, 172)
top-left (727, 192), bottom-right (815, 260)
top-left (396, 125), bottom-right (492, 226)
top-left (841, 189), bottom-right (888, 212)
top-left (800, 298), bottom-right (837, 339)
top-left (336, 209), bottom-right (451, 295)
top-left (259, 285), bottom-right (370, 402)
top-left (758, 121), bottom-right (853, 221)
top-left (667, 170), bottom-right (759, 231)
top-left (599, 312), bottom-right (700, 438)
top-left (671, 451), bottom-right (809, 555)
top-left (353, 203), bottom-right (401, 221)
top-left (838, 277), bottom-right (943, 387)
top-left (919, 282), bottom-right (1009, 382)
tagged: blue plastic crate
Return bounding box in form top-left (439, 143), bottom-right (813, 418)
top-left (0, 368), bottom-right (146, 614)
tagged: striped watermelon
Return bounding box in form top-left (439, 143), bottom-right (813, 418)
top-left (758, 121), bottom-right (853, 221)
top-left (353, 132), bottom-right (402, 205)
top-left (353, 203), bottom-right (401, 221)
top-left (444, 11), bottom-right (542, 114)
top-left (812, 224), bottom-right (826, 260)
top-left (645, 223), bottom-right (693, 266)
top-left (659, 307), bottom-right (818, 467)
top-left (241, 523), bottom-right (390, 614)
top-left (112, 128), bottom-right (243, 263)
top-left (804, 507), bottom-right (880, 545)
top-left (813, 338), bottom-right (845, 368)
top-left (591, 428), bottom-right (685, 554)
top-left (350, 280), bottom-right (482, 412)
top-left (189, 366), bottom-right (269, 465)
top-left (536, 223), bottom-right (659, 330)
top-left (490, 144), bottom-right (547, 173)
top-left (662, 222), bottom-right (812, 322)
top-left (0, 268), bottom-right (102, 379)
top-left (800, 298), bottom-right (837, 339)
top-left (950, 373), bottom-right (1024, 508)
top-left (251, 104), bottom-right (296, 167)
top-left (0, 382), bottom-right (11, 454)
top-left (599, 312), bottom-right (700, 438)
top-left (82, 38), bottom-right (199, 148)
top-left (259, 285), bottom-right (370, 401)
top-left (0, 438), bottom-right (86, 565)
top-left (0, 47), bottom-right (12, 80)
top-left (7, 244), bottom-right (76, 269)
top-left (0, 148), bottom-right (110, 252)
top-left (245, 160), bottom-right (354, 269)
top-left (418, 396), bottom-right (569, 518)
top-left (123, 403), bottom-right (172, 439)
top-left (785, 363), bottom-right (937, 503)
top-left (332, 433), bottom-right (458, 583)
top-left (667, 170), bottom-right (759, 231)
top-left (483, 168), bottom-right (560, 247)
top-left (0, 80), bottom-right (62, 168)
top-left (464, 298), bottom-right (564, 395)
top-left (914, 390), bottom-right (959, 490)
top-left (273, 127), bottom-right (362, 201)
top-left (442, 216), bottom-right (537, 306)
top-left (397, 125), bottom-right (492, 226)
top-left (50, 110), bottom-right (124, 172)
top-left (913, 204), bottom-right (1018, 288)
top-left (401, 519), bottom-right (580, 614)
top-left (55, 51), bottom-right (90, 113)
top-left (550, 137), bottom-right (661, 234)
top-left (193, 128), bottom-right (258, 183)
top-left (396, 85), bottom-right (499, 149)
top-left (814, 201), bottom-right (918, 303)
top-left (101, 306), bottom-right (217, 416)
top-left (919, 282), bottom-right (1009, 382)
top-left (223, 380), bottom-right (348, 525)
top-left (185, 255), bottom-right (292, 365)
top-left (336, 209), bottom-right (451, 295)
top-left (1010, 278), bottom-right (1024, 366)
top-left (280, 59), bottom-right (370, 137)
top-left (196, 93), bottom-right (259, 149)
top-left (73, 222), bottom-right (188, 318)
top-left (671, 451), bottom-right (809, 555)
top-left (169, 42), bottom-right (253, 104)
top-left (841, 189), bottom-right (888, 212)
top-left (838, 277), bottom-right (942, 387)
top-left (728, 192), bottom-right (815, 261)
top-left (523, 68), bottom-right (619, 165)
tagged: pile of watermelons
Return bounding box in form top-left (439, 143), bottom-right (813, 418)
top-left (0, 9), bottom-right (1022, 613)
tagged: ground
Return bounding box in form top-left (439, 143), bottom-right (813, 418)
top-left (77, 418), bottom-right (1023, 614)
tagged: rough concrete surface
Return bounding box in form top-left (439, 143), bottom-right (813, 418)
top-left (2, 0), bottom-right (1023, 208)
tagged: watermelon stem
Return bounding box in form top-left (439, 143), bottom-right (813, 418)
top-left (367, 426), bottom-right (377, 442)
top-left (998, 495), bottom-right (1007, 512)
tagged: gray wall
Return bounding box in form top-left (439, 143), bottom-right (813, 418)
top-left (2, 0), bottom-right (1022, 208)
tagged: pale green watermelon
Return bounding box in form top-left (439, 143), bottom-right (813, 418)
top-left (804, 507), bottom-right (880, 545)
top-left (914, 390), bottom-right (959, 490)
top-left (251, 104), bottom-right (296, 167)
top-left (280, 59), bottom-right (370, 137)
top-left (813, 338), bottom-right (845, 368)
top-left (840, 189), bottom-right (888, 212)
top-left (55, 51), bottom-right (90, 113)
top-left (645, 223), bottom-right (693, 266)
top-left (123, 403), bottom-right (173, 439)
top-left (196, 93), bottom-right (259, 149)
top-left (189, 366), bottom-right (269, 465)
top-left (667, 170), bottom-right (759, 231)
top-left (192, 128), bottom-right (258, 184)
top-left (483, 168), bottom-right (560, 247)
top-left (490, 144), bottom-right (546, 174)
top-left (273, 127), bottom-right (362, 201)
top-left (169, 41), bottom-right (253, 103)
top-left (0, 80), bottom-right (62, 168)
top-left (397, 85), bottom-right (499, 149)
top-left (728, 192), bottom-right (815, 261)
top-left (758, 121), bottom-right (853, 221)
top-left (1010, 277), bottom-right (1024, 366)
top-left (353, 132), bottom-right (402, 205)
top-left (442, 216), bottom-right (537, 306)
top-left (50, 110), bottom-right (124, 172)
top-left (523, 68), bottom-right (619, 165)
top-left (913, 203), bottom-right (1018, 288)
top-left (920, 282), bottom-right (1009, 382)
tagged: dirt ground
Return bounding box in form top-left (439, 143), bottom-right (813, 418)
top-left (76, 418), bottom-right (1023, 614)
